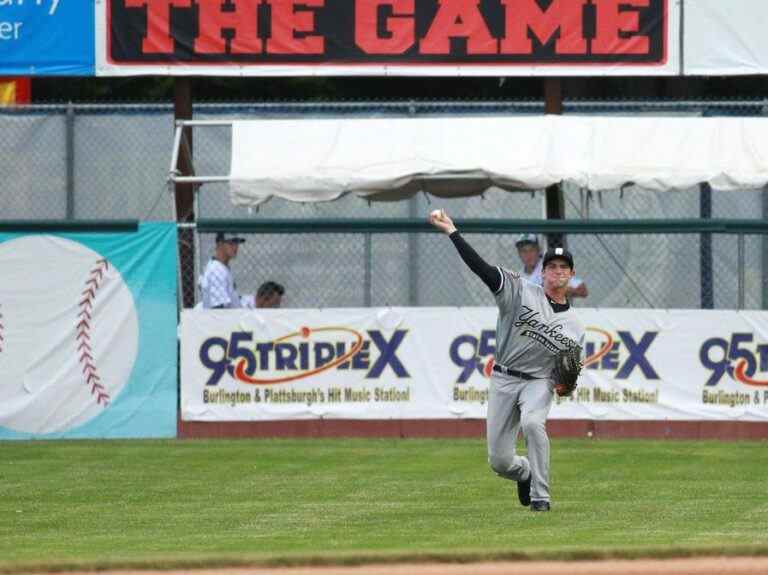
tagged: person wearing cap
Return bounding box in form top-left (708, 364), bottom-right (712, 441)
top-left (515, 233), bottom-right (588, 299)
top-left (429, 208), bottom-right (585, 513)
top-left (198, 232), bottom-right (247, 309)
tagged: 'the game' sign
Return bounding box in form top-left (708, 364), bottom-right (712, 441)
top-left (105, 0), bottom-right (669, 74)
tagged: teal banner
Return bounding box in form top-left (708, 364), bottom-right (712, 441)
top-left (0, 222), bottom-right (177, 439)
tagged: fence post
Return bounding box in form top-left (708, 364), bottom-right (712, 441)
top-left (408, 195), bottom-right (419, 306)
top-left (174, 79), bottom-right (196, 309)
top-left (737, 233), bottom-right (745, 310)
top-left (699, 183), bottom-right (713, 309)
top-left (364, 232), bottom-right (372, 307)
top-left (407, 103), bottom-right (419, 306)
top-left (763, 186), bottom-right (768, 310)
top-left (65, 102), bottom-right (75, 220)
top-left (544, 78), bottom-right (565, 249)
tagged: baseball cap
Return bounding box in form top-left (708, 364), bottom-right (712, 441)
top-left (515, 233), bottom-right (539, 247)
top-left (542, 247), bottom-right (574, 269)
top-left (215, 232), bottom-right (246, 244)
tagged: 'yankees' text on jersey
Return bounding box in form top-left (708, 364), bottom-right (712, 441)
top-left (494, 268), bottom-right (585, 381)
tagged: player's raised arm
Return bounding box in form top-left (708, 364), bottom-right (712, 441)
top-left (428, 209), bottom-right (502, 293)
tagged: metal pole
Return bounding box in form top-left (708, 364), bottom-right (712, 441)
top-left (65, 102), bottom-right (75, 219)
top-left (170, 123), bottom-right (184, 311)
top-left (176, 120), bottom-right (234, 127)
top-left (408, 196), bottom-right (419, 306)
top-left (171, 176), bottom-right (231, 185)
top-left (364, 232), bottom-right (372, 307)
top-left (679, 0), bottom-right (685, 77)
top-left (174, 78), bottom-right (196, 309)
top-left (544, 78), bottom-right (565, 248)
top-left (763, 186), bottom-right (768, 310)
top-left (193, 188), bottom-right (202, 307)
top-left (737, 233), bottom-right (745, 310)
top-left (700, 183), bottom-right (713, 309)
top-left (169, 125), bottom-right (183, 180)
top-left (171, 180), bottom-right (182, 312)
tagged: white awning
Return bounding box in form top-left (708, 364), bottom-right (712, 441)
top-left (225, 115), bottom-right (768, 205)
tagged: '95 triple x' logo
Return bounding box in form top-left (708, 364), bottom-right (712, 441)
top-left (700, 333), bottom-right (768, 387)
top-left (200, 327), bottom-right (409, 386)
top-left (450, 328), bottom-right (659, 383)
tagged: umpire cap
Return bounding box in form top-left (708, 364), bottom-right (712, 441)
top-left (543, 247), bottom-right (574, 269)
top-left (215, 232), bottom-right (246, 244)
top-left (515, 233), bottom-right (539, 247)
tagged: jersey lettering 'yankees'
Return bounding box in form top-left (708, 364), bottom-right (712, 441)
top-left (515, 305), bottom-right (579, 346)
top-left (493, 266), bottom-right (584, 381)
top-left (429, 208), bottom-right (585, 513)
top-left (510, 301), bottom-right (581, 355)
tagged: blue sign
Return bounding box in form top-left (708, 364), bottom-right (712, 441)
top-left (0, 0), bottom-right (94, 76)
top-left (0, 222), bottom-right (178, 439)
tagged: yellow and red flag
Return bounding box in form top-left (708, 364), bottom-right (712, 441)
top-left (0, 77), bottom-right (31, 106)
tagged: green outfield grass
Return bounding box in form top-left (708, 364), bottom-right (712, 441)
top-left (1, 437), bottom-right (767, 572)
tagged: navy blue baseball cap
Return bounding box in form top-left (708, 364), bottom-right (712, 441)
top-left (215, 232), bottom-right (246, 244)
top-left (542, 247), bottom-right (574, 269)
top-left (515, 233), bottom-right (539, 247)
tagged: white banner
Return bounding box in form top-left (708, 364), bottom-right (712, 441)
top-left (685, 0), bottom-right (768, 76)
top-left (180, 307), bottom-right (768, 422)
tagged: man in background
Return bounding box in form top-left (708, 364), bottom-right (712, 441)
top-left (198, 232), bottom-right (247, 309)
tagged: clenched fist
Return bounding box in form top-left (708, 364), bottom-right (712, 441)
top-left (429, 208), bottom-right (457, 235)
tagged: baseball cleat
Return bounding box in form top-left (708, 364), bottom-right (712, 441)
top-left (517, 476), bottom-right (531, 506)
top-left (531, 500), bottom-right (551, 512)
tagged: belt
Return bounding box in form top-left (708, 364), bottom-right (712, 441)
top-left (492, 364), bottom-right (535, 380)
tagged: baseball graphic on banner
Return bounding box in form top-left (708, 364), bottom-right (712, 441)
top-left (0, 236), bottom-right (138, 434)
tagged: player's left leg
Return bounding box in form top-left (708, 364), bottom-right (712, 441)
top-left (518, 380), bottom-right (554, 508)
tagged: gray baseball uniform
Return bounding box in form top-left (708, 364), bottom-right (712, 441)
top-left (488, 269), bottom-right (585, 503)
top-left (447, 231), bottom-right (585, 506)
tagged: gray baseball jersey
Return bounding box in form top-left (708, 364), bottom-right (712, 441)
top-left (493, 268), bottom-right (585, 381)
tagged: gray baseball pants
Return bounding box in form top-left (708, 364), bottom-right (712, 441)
top-left (486, 372), bottom-right (554, 502)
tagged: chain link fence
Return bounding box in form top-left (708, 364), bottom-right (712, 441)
top-left (1, 104), bottom-right (174, 221)
top-left (2, 100), bottom-right (767, 310)
top-left (193, 224), bottom-right (767, 312)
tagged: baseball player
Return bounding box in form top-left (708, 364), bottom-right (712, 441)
top-left (516, 233), bottom-right (588, 298)
top-left (198, 232), bottom-right (247, 309)
top-left (429, 209), bottom-right (585, 512)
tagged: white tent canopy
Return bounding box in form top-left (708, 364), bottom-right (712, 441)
top-left (213, 115), bottom-right (768, 205)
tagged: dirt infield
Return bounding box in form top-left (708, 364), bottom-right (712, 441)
top-left (33, 557), bottom-right (768, 575)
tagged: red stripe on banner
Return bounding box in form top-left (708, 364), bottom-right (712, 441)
top-left (14, 77), bottom-right (31, 104)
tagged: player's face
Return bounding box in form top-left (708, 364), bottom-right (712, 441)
top-left (517, 244), bottom-right (540, 268)
top-left (225, 242), bottom-right (239, 259)
top-left (542, 259), bottom-right (574, 289)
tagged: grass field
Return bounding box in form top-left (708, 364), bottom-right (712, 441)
top-left (1, 438), bottom-right (767, 573)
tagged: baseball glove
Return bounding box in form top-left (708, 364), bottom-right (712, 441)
top-left (553, 345), bottom-right (583, 397)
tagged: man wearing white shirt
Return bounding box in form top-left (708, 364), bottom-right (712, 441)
top-left (516, 233), bottom-right (588, 299)
top-left (198, 232), bottom-right (247, 309)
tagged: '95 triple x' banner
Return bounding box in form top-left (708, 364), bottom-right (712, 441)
top-left (180, 307), bottom-right (768, 422)
top-left (109, 0), bottom-right (667, 66)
